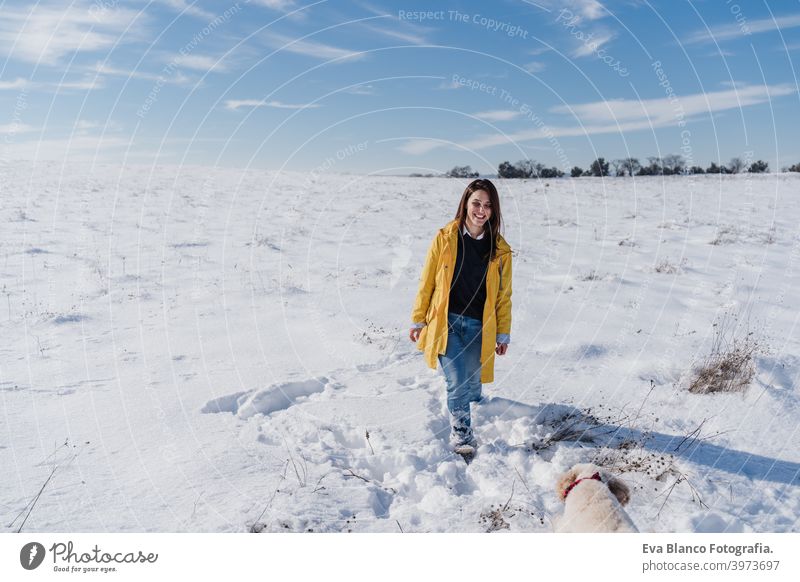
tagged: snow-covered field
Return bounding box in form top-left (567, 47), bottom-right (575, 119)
top-left (2, 162), bottom-right (799, 533)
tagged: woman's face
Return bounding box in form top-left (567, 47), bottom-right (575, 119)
top-left (465, 189), bottom-right (492, 231)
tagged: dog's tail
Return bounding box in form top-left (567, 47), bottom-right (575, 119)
top-left (604, 474), bottom-right (631, 506)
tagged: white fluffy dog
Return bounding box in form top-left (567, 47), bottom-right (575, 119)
top-left (554, 463), bottom-right (639, 533)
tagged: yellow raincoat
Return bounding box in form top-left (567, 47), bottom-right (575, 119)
top-left (411, 219), bottom-right (512, 383)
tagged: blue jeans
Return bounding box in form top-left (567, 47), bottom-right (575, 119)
top-left (438, 312), bottom-right (483, 440)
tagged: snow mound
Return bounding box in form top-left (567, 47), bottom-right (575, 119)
top-left (202, 377), bottom-right (331, 418)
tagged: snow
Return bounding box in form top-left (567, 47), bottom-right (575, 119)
top-left (206, 377), bottom-right (332, 419)
top-left (1, 162), bottom-right (799, 533)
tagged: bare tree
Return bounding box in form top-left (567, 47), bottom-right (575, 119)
top-left (517, 159), bottom-right (546, 178)
top-left (663, 154), bottom-right (686, 175)
top-left (728, 157), bottom-right (745, 174)
top-left (644, 156), bottom-right (664, 175)
top-left (445, 165), bottom-right (479, 178)
top-left (620, 157), bottom-right (641, 177)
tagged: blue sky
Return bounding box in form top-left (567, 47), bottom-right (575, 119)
top-left (1, 0), bottom-right (798, 173)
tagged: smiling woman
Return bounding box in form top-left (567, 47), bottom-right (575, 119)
top-left (409, 178), bottom-right (513, 456)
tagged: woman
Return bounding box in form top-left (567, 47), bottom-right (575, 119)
top-left (409, 178), bottom-right (512, 454)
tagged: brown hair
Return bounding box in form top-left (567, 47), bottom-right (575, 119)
top-left (454, 178), bottom-right (503, 261)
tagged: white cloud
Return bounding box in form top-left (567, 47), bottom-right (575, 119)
top-left (543, 0), bottom-right (606, 21)
top-left (523, 61), bottom-right (546, 73)
top-left (685, 13), bottom-right (800, 44)
top-left (0, 3), bottom-right (147, 66)
top-left (473, 110), bottom-right (522, 122)
top-left (58, 77), bottom-right (106, 91)
top-left (21, 76), bottom-right (106, 92)
top-left (73, 119), bottom-right (122, 134)
top-left (0, 123), bottom-right (36, 135)
top-left (574, 0), bottom-right (605, 20)
top-left (354, 2), bottom-right (432, 45)
top-left (0, 74), bottom-right (107, 92)
top-left (173, 53), bottom-right (228, 73)
top-left (397, 139), bottom-right (444, 155)
top-left (437, 78), bottom-right (461, 90)
top-left (358, 23), bottom-right (428, 45)
top-left (1, 135), bottom-right (133, 161)
top-left (719, 80), bottom-right (744, 89)
top-left (251, 0), bottom-right (296, 10)
top-left (90, 62), bottom-right (192, 84)
top-left (0, 78), bottom-right (28, 90)
top-left (250, 0), bottom-right (309, 22)
top-left (343, 84), bottom-right (376, 95)
top-left (398, 83), bottom-right (795, 154)
top-left (156, 0), bottom-right (216, 20)
top-left (550, 83), bottom-right (796, 125)
top-left (224, 99), bottom-right (320, 111)
top-left (75, 120), bottom-right (99, 131)
top-left (571, 31), bottom-right (614, 58)
top-left (263, 33), bottom-right (364, 62)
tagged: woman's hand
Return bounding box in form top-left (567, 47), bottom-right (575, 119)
top-left (495, 342), bottom-right (508, 356)
top-left (409, 327), bottom-right (422, 342)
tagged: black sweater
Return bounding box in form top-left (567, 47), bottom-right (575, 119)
top-left (448, 229), bottom-right (490, 321)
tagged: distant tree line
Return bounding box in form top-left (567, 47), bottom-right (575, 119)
top-left (432, 156), bottom-right (800, 179)
top-left (493, 156), bottom-right (776, 178)
top-left (498, 160), bottom-right (564, 178)
top-left (445, 165), bottom-right (479, 178)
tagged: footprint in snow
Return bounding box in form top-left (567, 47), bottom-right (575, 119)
top-left (355, 350), bottom-right (415, 373)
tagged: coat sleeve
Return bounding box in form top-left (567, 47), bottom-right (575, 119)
top-left (495, 250), bottom-right (512, 338)
top-left (410, 232), bottom-right (441, 326)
